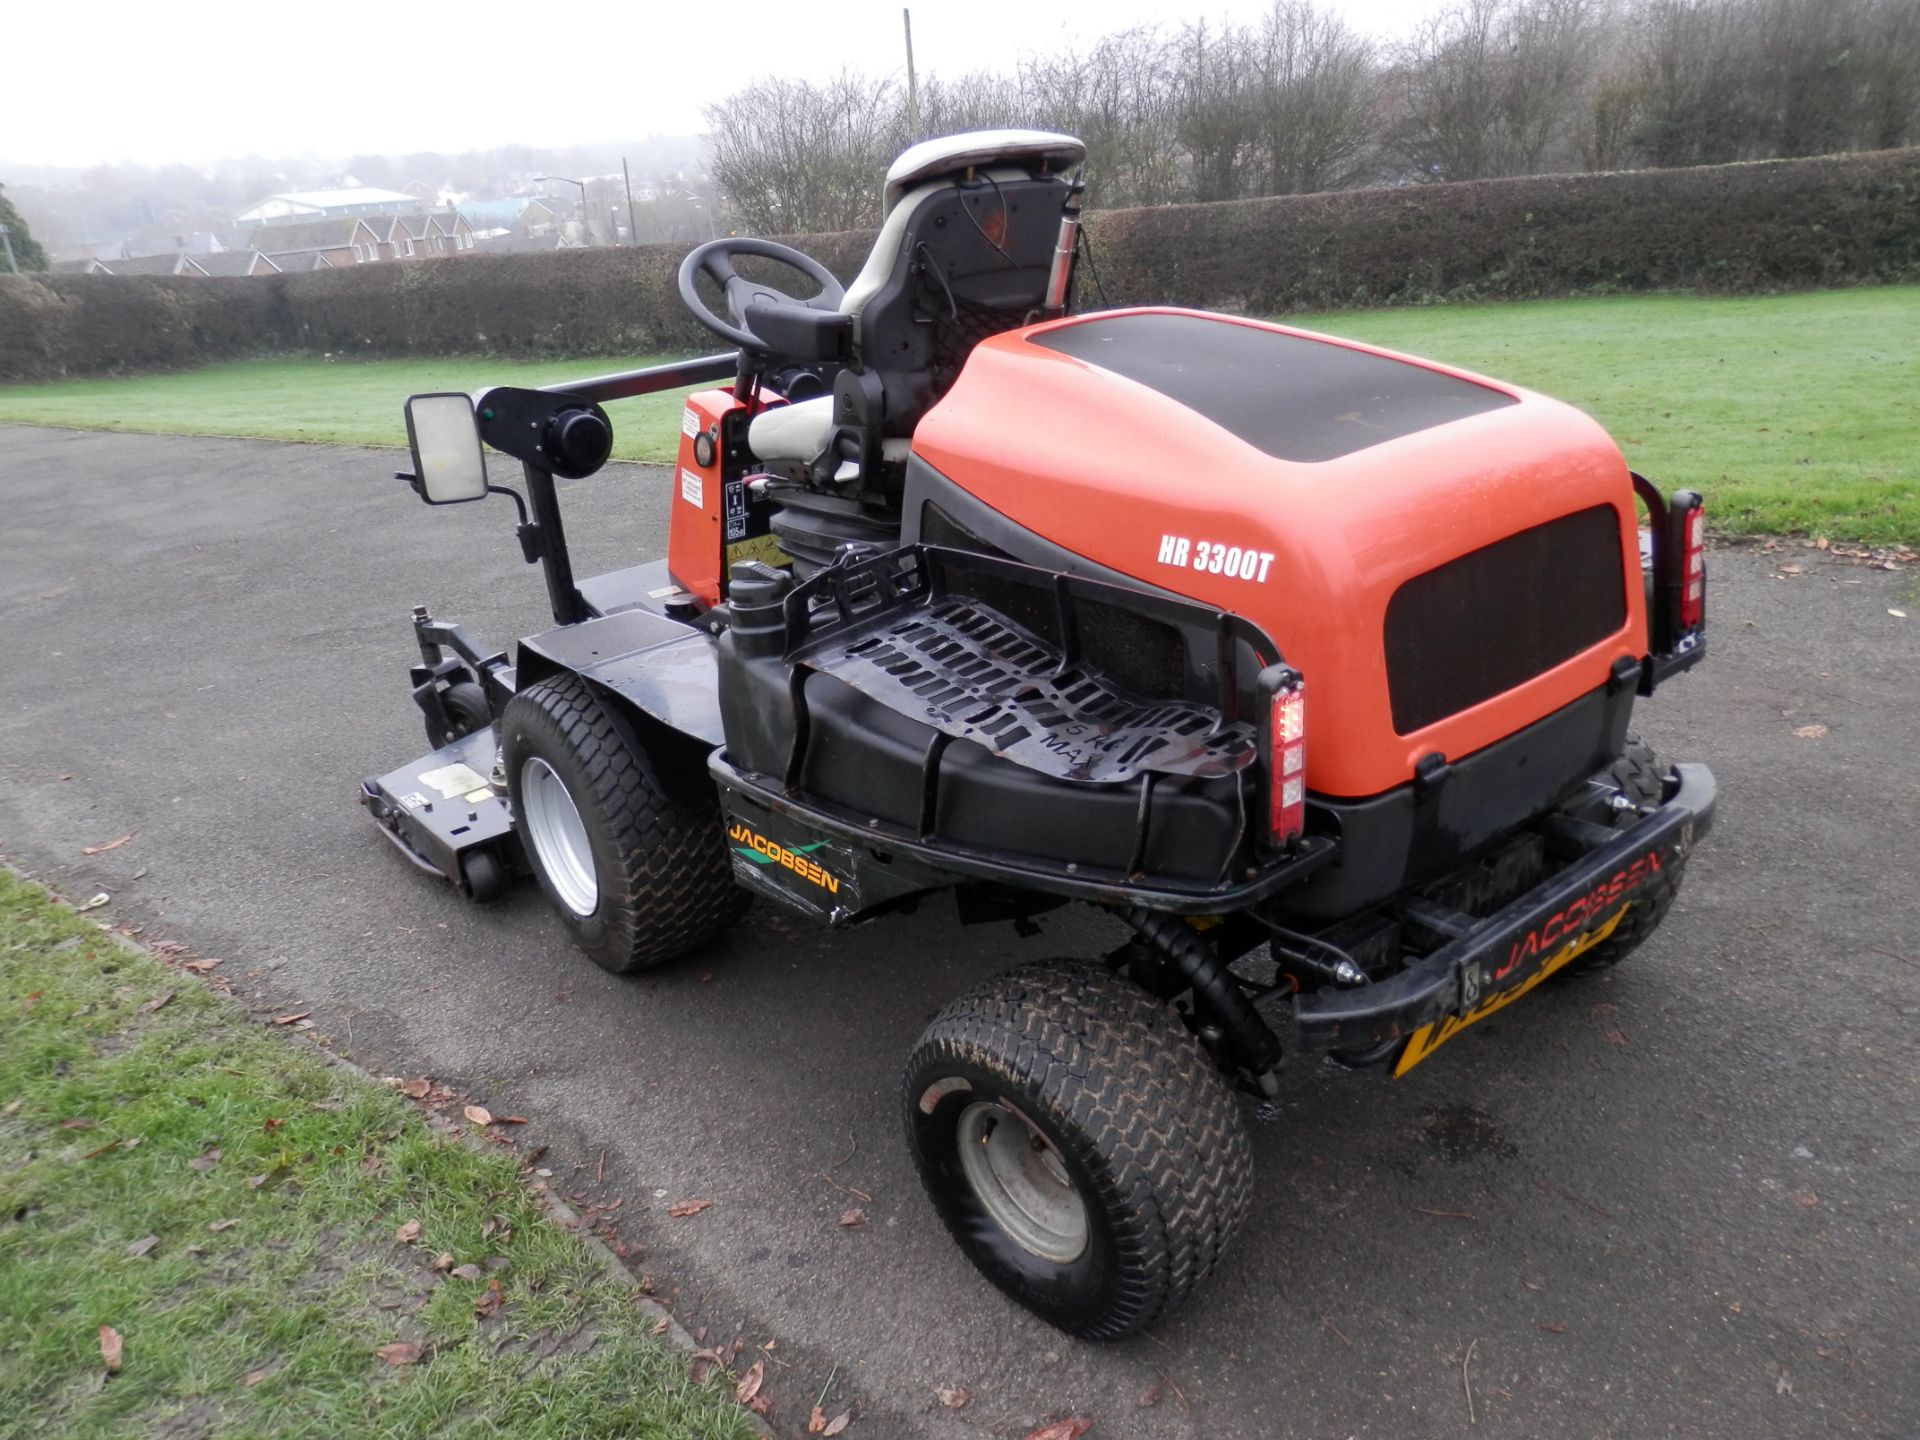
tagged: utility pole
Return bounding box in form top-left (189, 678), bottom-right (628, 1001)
top-left (621, 159), bottom-right (637, 247)
top-left (0, 224), bottom-right (17, 275)
top-left (903, 8), bottom-right (919, 136)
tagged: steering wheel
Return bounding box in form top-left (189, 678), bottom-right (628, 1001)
top-left (676, 237), bottom-right (846, 351)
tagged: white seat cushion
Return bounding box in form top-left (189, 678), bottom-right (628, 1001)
top-left (747, 395), bottom-right (836, 463)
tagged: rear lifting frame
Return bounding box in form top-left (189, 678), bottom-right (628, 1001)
top-left (1117, 909), bottom-right (1286, 1096)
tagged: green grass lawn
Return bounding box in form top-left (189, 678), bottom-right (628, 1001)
top-left (0, 355), bottom-right (703, 464)
top-left (0, 286), bottom-right (1914, 541)
top-left (0, 869), bottom-right (757, 1440)
top-left (1292, 287), bottom-right (1920, 545)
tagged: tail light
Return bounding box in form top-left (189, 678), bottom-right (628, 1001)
top-left (1261, 667), bottom-right (1307, 846)
top-left (1677, 496), bottom-right (1706, 631)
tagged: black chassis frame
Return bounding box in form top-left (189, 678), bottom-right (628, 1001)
top-left (364, 352), bottom-right (1716, 1088)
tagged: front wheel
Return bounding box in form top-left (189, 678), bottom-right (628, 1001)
top-left (500, 675), bottom-right (745, 973)
top-left (902, 960), bottom-right (1252, 1339)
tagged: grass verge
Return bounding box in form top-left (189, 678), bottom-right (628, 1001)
top-left (0, 868), bottom-right (756, 1440)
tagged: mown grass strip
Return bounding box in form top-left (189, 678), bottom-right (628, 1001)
top-left (0, 868), bottom-right (756, 1440)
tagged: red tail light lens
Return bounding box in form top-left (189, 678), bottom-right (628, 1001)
top-left (1267, 673), bottom-right (1306, 845)
top-left (1678, 500), bottom-right (1705, 630)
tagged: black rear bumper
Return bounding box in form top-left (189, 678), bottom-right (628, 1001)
top-left (1292, 762), bottom-right (1717, 1054)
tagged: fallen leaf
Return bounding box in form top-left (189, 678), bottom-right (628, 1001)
top-left (77, 893), bottom-right (110, 912)
top-left (1539, 1321), bottom-right (1568, 1333)
top-left (1603, 1028), bottom-right (1630, 1046)
top-left (750, 1396), bottom-right (773, 1417)
top-left (474, 1277), bottom-right (504, 1318)
top-left (667, 1198), bottom-right (712, 1218)
top-left (188, 1146), bottom-right (222, 1172)
top-left (375, 1341), bottom-right (422, 1366)
top-left (125, 1235), bottom-right (160, 1258)
top-left (241, 1365), bottom-right (273, 1387)
top-left (83, 834), bottom-right (136, 856)
top-left (808, 1406), bottom-right (829, 1433)
top-left (431, 1251), bottom-right (454, 1272)
top-left (823, 1411), bottom-right (852, 1436)
top-left (399, 1078), bottom-right (431, 1099)
top-left (449, 1263), bottom-right (482, 1281)
top-left (262, 1117), bottom-right (283, 1133)
top-left (180, 959), bottom-right (223, 972)
top-left (22, 992), bottom-right (41, 1013)
top-left (735, 1358), bottom-right (765, 1404)
top-left (1793, 1191), bottom-right (1820, 1208)
top-left (395, 1219), bottom-right (422, 1244)
top-left (837, 1208), bottom-right (866, 1228)
top-left (208, 1219), bottom-right (239, 1232)
top-left (99, 1325), bottom-right (124, 1373)
top-left (651, 1317), bottom-right (670, 1337)
top-left (1776, 563), bottom-right (1804, 574)
top-left (463, 1105), bottom-right (493, 1127)
top-left (1137, 1385), bottom-right (1161, 1408)
top-left (271, 1013), bottom-right (311, 1026)
top-left (1020, 1422), bottom-right (1092, 1440)
top-left (937, 1384), bottom-right (973, 1409)
top-left (245, 1173), bottom-right (270, 1190)
top-left (1815, 536), bottom-right (1831, 550)
top-left (2, 1099), bottom-right (21, 1117)
top-left (1792, 724), bottom-right (1829, 739)
top-left (498, 1115), bottom-right (529, 1124)
top-left (138, 992), bottom-right (174, 1014)
top-left (1891, 609), bottom-right (1908, 620)
top-left (60, 1118), bottom-right (96, 1130)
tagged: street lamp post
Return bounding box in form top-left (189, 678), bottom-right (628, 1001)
top-left (536, 176), bottom-right (590, 244)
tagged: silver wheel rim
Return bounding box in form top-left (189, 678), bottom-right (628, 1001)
top-left (956, 1101), bottom-right (1088, 1264)
top-left (520, 757), bottom-right (597, 917)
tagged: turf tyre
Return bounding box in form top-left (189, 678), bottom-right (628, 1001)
top-left (1565, 736), bottom-right (1685, 975)
top-left (501, 674), bottom-right (745, 973)
top-left (903, 959), bottom-right (1252, 1339)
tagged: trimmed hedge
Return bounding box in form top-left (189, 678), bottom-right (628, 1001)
top-left (1084, 147), bottom-right (1920, 313)
top-left (2, 148), bottom-right (1916, 383)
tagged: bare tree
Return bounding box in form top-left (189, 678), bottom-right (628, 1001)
top-left (1252, 1), bottom-right (1382, 194)
top-left (706, 73), bottom-right (907, 233)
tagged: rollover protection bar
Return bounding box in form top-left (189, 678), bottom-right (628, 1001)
top-left (1293, 763), bottom-right (1718, 1055)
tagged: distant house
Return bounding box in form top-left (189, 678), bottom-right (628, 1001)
top-left (270, 252), bottom-right (335, 272)
top-left (249, 217), bottom-right (385, 268)
top-left (51, 257), bottom-right (113, 275)
top-left (402, 180), bottom-right (438, 205)
top-left (381, 209), bottom-right (475, 258)
top-left (461, 196), bottom-right (561, 237)
top-left (234, 187), bottom-right (422, 228)
top-left (194, 250), bottom-right (282, 277)
top-left (108, 252), bottom-right (214, 277)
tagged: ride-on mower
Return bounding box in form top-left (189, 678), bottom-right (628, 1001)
top-left (363, 130), bottom-right (1716, 1338)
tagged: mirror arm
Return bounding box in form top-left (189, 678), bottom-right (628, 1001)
top-left (522, 461), bottom-right (590, 626)
top-left (485, 483), bottom-right (530, 527)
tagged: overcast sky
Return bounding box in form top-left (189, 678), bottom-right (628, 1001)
top-left (5, 0), bottom-right (1446, 171)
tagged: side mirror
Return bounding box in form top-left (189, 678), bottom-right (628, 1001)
top-left (403, 393), bottom-right (489, 504)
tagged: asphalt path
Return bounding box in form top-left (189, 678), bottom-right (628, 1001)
top-left (2, 424), bottom-right (1916, 1440)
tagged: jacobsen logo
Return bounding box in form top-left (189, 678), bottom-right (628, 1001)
top-left (1493, 849), bottom-right (1661, 982)
top-left (1392, 845), bottom-right (1664, 1077)
top-left (727, 822), bottom-right (841, 895)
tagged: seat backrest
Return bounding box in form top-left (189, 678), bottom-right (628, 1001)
top-left (839, 131), bottom-right (1086, 436)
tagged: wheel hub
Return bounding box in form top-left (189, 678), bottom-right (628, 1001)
top-left (956, 1101), bottom-right (1088, 1263)
top-left (519, 757), bottom-right (597, 916)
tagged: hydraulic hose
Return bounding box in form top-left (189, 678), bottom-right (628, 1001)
top-left (1120, 908), bottom-right (1283, 1089)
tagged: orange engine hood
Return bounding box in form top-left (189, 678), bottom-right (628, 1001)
top-left (909, 308), bottom-right (1649, 798)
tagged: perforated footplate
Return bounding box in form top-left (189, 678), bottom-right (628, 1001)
top-left (815, 598), bottom-right (1256, 784)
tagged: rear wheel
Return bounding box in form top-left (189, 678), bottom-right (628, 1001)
top-left (903, 960), bottom-right (1252, 1339)
top-left (1565, 737), bottom-right (1685, 975)
top-left (501, 674), bottom-right (746, 973)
